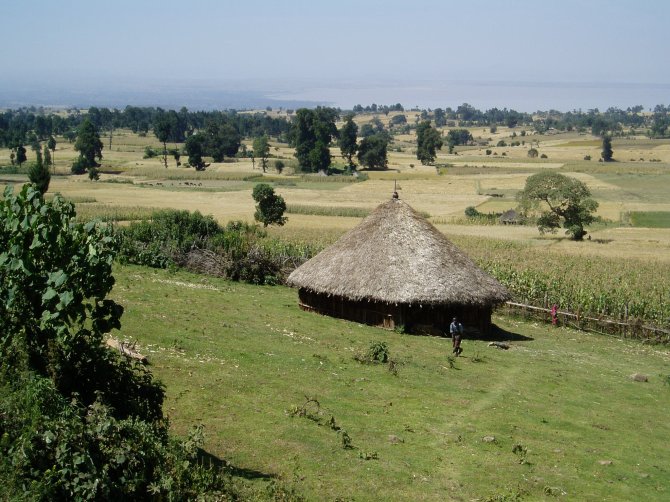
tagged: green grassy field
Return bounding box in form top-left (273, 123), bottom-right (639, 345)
top-left (112, 265), bottom-right (670, 501)
top-left (629, 211), bottom-right (670, 228)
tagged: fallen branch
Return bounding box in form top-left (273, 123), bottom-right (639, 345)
top-left (106, 337), bottom-right (147, 364)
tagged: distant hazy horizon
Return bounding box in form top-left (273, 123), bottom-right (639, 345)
top-left (0, 76), bottom-right (667, 113)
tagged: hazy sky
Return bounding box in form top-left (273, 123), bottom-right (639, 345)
top-left (2, 0), bottom-right (669, 109)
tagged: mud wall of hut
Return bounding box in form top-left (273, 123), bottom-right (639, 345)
top-left (298, 289), bottom-right (493, 335)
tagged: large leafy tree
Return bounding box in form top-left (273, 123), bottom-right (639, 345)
top-left (292, 107), bottom-right (338, 172)
top-left (0, 185), bottom-right (163, 417)
top-left (252, 183), bottom-right (287, 227)
top-left (416, 121), bottom-right (443, 165)
top-left (357, 134), bottom-right (388, 170)
top-left (517, 172), bottom-right (599, 240)
top-left (339, 114), bottom-right (358, 168)
top-left (204, 120), bottom-right (240, 162)
top-left (253, 135), bottom-right (270, 172)
top-left (0, 185), bottom-right (233, 499)
top-left (185, 133), bottom-right (208, 170)
top-left (72, 118), bottom-right (103, 176)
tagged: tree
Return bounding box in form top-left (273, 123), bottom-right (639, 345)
top-left (42, 143), bottom-right (52, 168)
top-left (185, 133), bottom-right (208, 170)
top-left (28, 149), bottom-right (50, 194)
top-left (517, 172), bottom-right (599, 240)
top-left (15, 144), bottom-right (27, 166)
top-left (205, 120), bottom-right (240, 162)
top-left (446, 129), bottom-right (473, 147)
top-left (357, 134), bottom-right (388, 170)
top-left (292, 107), bottom-right (338, 172)
top-left (416, 121), bottom-right (443, 165)
top-left (0, 185), bottom-right (232, 499)
top-left (601, 135), bottom-right (613, 161)
top-left (339, 114), bottom-right (358, 168)
top-left (433, 108), bottom-right (446, 127)
top-left (252, 183), bottom-right (287, 227)
top-left (153, 111), bottom-right (175, 168)
top-left (252, 135), bottom-right (270, 172)
top-left (72, 118), bottom-right (103, 176)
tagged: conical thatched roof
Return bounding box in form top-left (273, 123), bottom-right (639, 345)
top-left (288, 198), bottom-right (510, 306)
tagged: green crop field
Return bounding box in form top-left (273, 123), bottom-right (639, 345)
top-left (629, 211), bottom-right (670, 228)
top-left (112, 265), bottom-right (670, 501)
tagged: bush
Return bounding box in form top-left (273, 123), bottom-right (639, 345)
top-left (71, 156), bottom-right (87, 174)
top-left (486, 149), bottom-right (492, 155)
top-left (143, 146), bottom-right (158, 159)
top-left (465, 206), bottom-right (481, 217)
top-left (119, 211), bottom-right (287, 285)
top-left (496, 140), bottom-right (507, 147)
top-left (540, 153), bottom-right (548, 159)
top-left (527, 148), bottom-right (539, 158)
top-left (275, 159), bottom-right (285, 174)
top-left (584, 155), bottom-right (591, 160)
top-left (0, 186), bottom-right (239, 499)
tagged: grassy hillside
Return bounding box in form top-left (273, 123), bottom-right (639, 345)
top-left (112, 265), bottom-right (670, 501)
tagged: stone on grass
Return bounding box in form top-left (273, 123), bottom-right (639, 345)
top-left (630, 373), bottom-right (648, 382)
top-left (388, 435), bottom-right (404, 444)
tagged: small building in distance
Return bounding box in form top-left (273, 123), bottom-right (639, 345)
top-left (287, 194), bottom-right (510, 335)
top-left (499, 209), bottom-right (522, 225)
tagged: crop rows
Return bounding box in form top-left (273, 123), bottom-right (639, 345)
top-left (453, 236), bottom-right (670, 329)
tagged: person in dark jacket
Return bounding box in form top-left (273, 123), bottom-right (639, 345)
top-left (450, 317), bottom-right (464, 356)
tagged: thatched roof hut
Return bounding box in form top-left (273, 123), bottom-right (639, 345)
top-left (499, 209), bottom-right (522, 225)
top-left (287, 196), bottom-right (510, 335)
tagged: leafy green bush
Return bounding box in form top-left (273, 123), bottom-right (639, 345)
top-left (119, 210), bottom-right (288, 285)
top-left (143, 146), bottom-right (158, 158)
top-left (366, 341), bottom-right (389, 363)
top-left (0, 185), bottom-right (236, 499)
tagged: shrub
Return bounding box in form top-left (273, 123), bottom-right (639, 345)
top-left (143, 146), bottom-right (158, 158)
top-left (465, 206), bottom-right (481, 218)
top-left (540, 153), bottom-right (548, 159)
top-left (486, 149), bottom-right (492, 155)
top-left (584, 155), bottom-right (591, 160)
top-left (275, 159), bottom-right (285, 174)
top-left (527, 148), bottom-right (539, 158)
top-left (496, 140), bottom-right (507, 147)
top-left (0, 186), bottom-right (239, 499)
top-left (366, 341), bottom-right (389, 363)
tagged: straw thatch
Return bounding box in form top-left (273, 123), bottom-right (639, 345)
top-left (288, 198), bottom-right (510, 307)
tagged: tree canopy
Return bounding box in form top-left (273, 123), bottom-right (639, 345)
top-left (601, 136), bottom-right (613, 161)
top-left (416, 121), bottom-right (443, 165)
top-left (253, 135), bottom-right (270, 172)
top-left (252, 183), bottom-right (287, 227)
top-left (357, 134), bottom-right (388, 170)
top-left (517, 172), bottom-right (599, 240)
top-left (339, 114), bottom-right (358, 168)
top-left (72, 118), bottom-right (103, 176)
top-left (28, 149), bottom-right (50, 194)
top-left (292, 107), bottom-right (338, 172)
top-left (184, 133), bottom-right (208, 170)
top-left (0, 185), bottom-right (237, 498)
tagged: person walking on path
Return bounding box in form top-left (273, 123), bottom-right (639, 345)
top-left (450, 317), bottom-right (464, 356)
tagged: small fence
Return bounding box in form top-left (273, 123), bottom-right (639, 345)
top-left (501, 302), bottom-right (670, 344)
